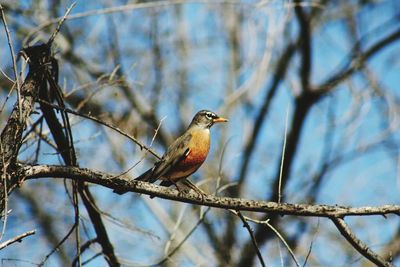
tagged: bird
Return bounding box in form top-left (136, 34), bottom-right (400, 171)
top-left (115, 110), bottom-right (227, 196)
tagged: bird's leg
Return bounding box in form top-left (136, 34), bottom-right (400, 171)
top-left (169, 179), bottom-right (186, 197)
top-left (181, 179), bottom-right (207, 201)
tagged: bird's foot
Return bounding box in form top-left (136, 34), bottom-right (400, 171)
top-left (181, 180), bottom-right (207, 202)
top-left (170, 180), bottom-right (188, 197)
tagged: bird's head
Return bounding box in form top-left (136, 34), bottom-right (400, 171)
top-left (190, 110), bottom-right (228, 129)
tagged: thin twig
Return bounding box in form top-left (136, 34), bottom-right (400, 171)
top-left (278, 106), bottom-right (290, 203)
top-left (0, 258), bottom-right (39, 266)
top-left (0, 4), bottom-right (21, 122)
top-left (37, 99), bottom-right (160, 159)
top-left (153, 181), bottom-right (233, 265)
top-left (0, 230), bottom-right (36, 250)
top-left (47, 2), bottom-right (76, 45)
top-left (39, 224), bottom-right (76, 266)
top-left (156, 207), bottom-right (212, 265)
top-left (302, 219), bottom-right (319, 267)
top-left (0, 80), bottom-right (16, 114)
top-left (0, 65), bottom-right (14, 82)
top-left (71, 238), bottom-right (98, 267)
top-left (73, 183), bottom-right (81, 267)
top-left (81, 252), bottom-right (102, 266)
top-left (0, 141), bottom-right (8, 242)
top-left (163, 204), bottom-right (191, 261)
top-left (278, 239), bottom-right (284, 267)
top-left (112, 116), bottom-right (166, 179)
top-left (236, 211), bottom-right (266, 267)
top-left (34, 118), bottom-right (44, 163)
top-left (230, 211), bottom-right (300, 267)
top-left (264, 220), bottom-right (301, 267)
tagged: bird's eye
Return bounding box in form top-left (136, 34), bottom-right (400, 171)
top-left (206, 113), bottom-right (213, 119)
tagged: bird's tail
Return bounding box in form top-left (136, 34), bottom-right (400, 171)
top-left (134, 168), bottom-right (153, 182)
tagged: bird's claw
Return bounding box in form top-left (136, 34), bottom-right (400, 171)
top-left (182, 179), bottom-right (207, 202)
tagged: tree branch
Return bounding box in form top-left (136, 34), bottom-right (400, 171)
top-left (316, 27), bottom-right (400, 94)
top-left (37, 99), bottom-right (160, 159)
top-left (294, 1), bottom-right (312, 91)
top-left (236, 211), bottom-right (265, 267)
top-left (332, 217), bottom-right (393, 267)
top-left (16, 164), bottom-right (400, 218)
top-left (0, 230), bottom-right (35, 250)
top-left (0, 44), bottom-right (49, 212)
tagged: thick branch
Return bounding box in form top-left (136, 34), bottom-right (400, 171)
top-left (16, 164), bottom-right (400, 218)
top-left (0, 44), bottom-right (49, 211)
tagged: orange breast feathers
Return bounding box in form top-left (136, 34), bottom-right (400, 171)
top-left (181, 129), bottom-right (210, 167)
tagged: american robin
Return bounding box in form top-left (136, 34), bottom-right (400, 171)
top-left (115, 110), bottom-right (227, 195)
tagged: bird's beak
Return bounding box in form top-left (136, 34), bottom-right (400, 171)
top-left (213, 117), bottom-right (228, 123)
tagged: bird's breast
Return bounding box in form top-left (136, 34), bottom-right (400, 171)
top-left (165, 129), bottom-right (210, 181)
top-left (185, 128), bottom-right (210, 165)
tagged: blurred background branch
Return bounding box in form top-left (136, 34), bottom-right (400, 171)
top-left (1, 0), bottom-right (399, 266)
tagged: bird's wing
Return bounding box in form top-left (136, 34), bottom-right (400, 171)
top-left (145, 132), bottom-right (192, 183)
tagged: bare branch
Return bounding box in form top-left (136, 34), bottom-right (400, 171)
top-left (37, 99), bottom-right (160, 159)
top-left (316, 28), bottom-right (400, 94)
top-left (231, 211), bottom-right (300, 267)
top-left (0, 230), bottom-right (35, 250)
top-left (264, 220), bottom-right (300, 267)
top-left (17, 164), bottom-right (400, 218)
top-left (236, 211), bottom-right (265, 267)
top-left (294, 1), bottom-right (312, 91)
top-left (332, 217), bottom-right (393, 267)
top-left (156, 208), bottom-right (211, 265)
top-left (47, 2), bottom-right (76, 45)
top-left (0, 44), bottom-right (48, 213)
top-left (278, 106), bottom-right (290, 204)
top-left (38, 224), bottom-right (75, 266)
top-left (0, 4), bottom-right (21, 121)
top-left (71, 238), bottom-right (98, 267)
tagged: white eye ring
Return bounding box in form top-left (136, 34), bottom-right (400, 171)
top-left (206, 113), bottom-right (213, 119)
